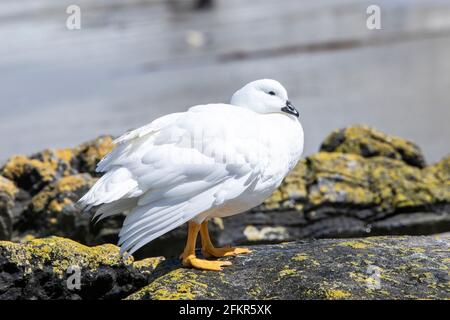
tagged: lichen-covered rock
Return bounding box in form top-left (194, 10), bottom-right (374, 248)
top-left (0, 154), bottom-right (71, 195)
top-left (0, 237), bottom-right (163, 299)
top-left (0, 177), bottom-right (18, 240)
top-left (17, 174), bottom-right (94, 238)
top-left (242, 152), bottom-right (450, 245)
top-left (30, 174), bottom-right (95, 214)
top-left (126, 235), bottom-right (450, 300)
top-left (13, 174), bottom-right (125, 246)
top-left (262, 159), bottom-right (308, 212)
top-left (0, 136), bottom-right (114, 195)
top-left (304, 152), bottom-right (448, 213)
top-left (71, 135), bottom-right (114, 175)
top-left (0, 136), bottom-right (117, 245)
top-left (320, 125), bottom-right (426, 168)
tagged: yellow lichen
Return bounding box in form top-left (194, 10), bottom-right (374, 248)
top-left (1, 155), bottom-right (57, 183)
top-left (54, 148), bottom-right (75, 163)
top-left (31, 174), bottom-right (94, 213)
top-left (55, 175), bottom-right (88, 192)
top-left (409, 247), bottom-right (426, 254)
top-left (0, 237), bottom-right (132, 276)
top-left (48, 198), bottom-right (73, 212)
top-left (262, 143), bottom-right (449, 213)
top-left (292, 253), bottom-right (309, 262)
top-left (0, 176), bottom-right (19, 198)
top-left (263, 160), bottom-right (307, 210)
top-left (325, 289), bottom-right (351, 299)
top-left (132, 257), bottom-right (165, 274)
top-left (212, 217), bottom-right (224, 230)
top-left (126, 270), bottom-right (212, 300)
top-left (75, 136), bottom-right (114, 172)
top-left (338, 240), bottom-right (369, 249)
top-left (19, 234), bottom-right (36, 243)
top-left (321, 125), bottom-right (424, 167)
top-left (279, 266), bottom-right (297, 277)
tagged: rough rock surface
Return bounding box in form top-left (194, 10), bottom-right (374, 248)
top-left (0, 127), bottom-right (448, 258)
top-left (320, 125), bottom-right (426, 168)
top-left (237, 153), bottom-right (450, 244)
top-left (0, 177), bottom-right (18, 240)
top-left (0, 136), bottom-right (124, 245)
top-left (0, 237), bottom-right (163, 300)
top-left (1, 235), bottom-right (448, 300)
top-left (126, 235), bottom-right (450, 300)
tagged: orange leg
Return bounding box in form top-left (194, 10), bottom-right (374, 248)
top-left (200, 220), bottom-right (252, 258)
top-left (181, 221), bottom-right (232, 271)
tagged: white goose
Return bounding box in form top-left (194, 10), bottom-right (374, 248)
top-left (79, 79), bottom-right (304, 271)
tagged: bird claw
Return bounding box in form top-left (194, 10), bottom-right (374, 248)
top-left (182, 255), bottom-right (232, 271)
top-left (202, 246), bottom-right (252, 258)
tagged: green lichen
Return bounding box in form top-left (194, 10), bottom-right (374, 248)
top-left (74, 136), bottom-right (114, 173)
top-left (324, 289), bottom-right (352, 299)
top-left (212, 217), bottom-right (224, 230)
top-left (126, 269), bottom-right (212, 300)
top-left (262, 149), bottom-right (449, 214)
top-left (0, 236), bottom-right (131, 276)
top-left (31, 174), bottom-right (95, 213)
top-left (1, 155), bottom-right (59, 184)
top-left (278, 266), bottom-right (297, 277)
top-left (262, 160), bottom-right (307, 210)
top-left (133, 257), bottom-right (165, 275)
top-left (320, 125), bottom-right (425, 168)
top-left (338, 240), bottom-right (370, 249)
top-left (0, 176), bottom-right (18, 198)
top-left (260, 126), bottom-right (449, 214)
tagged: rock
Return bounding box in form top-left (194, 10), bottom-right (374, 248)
top-left (240, 153), bottom-right (450, 245)
top-left (1, 154), bottom-right (71, 196)
top-left (320, 125), bottom-right (426, 168)
top-left (0, 136), bottom-right (114, 195)
top-left (13, 173), bottom-right (125, 246)
top-left (71, 135), bottom-right (114, 176)
top-left (0, 136), bottom-right (118, 245)
top-left (0, 237), bottom-right (163, 300)
top-left (0, 177), bottom-right (18, 240)
top-left (126, 235), bottom-right (450, 300)
top-left (1, 235), bottom-right (447, 300)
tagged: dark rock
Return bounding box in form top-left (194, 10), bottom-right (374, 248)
top-left (247, 153), bottom-right (450, 245)
top-left (0, 136), bottom-right (114, 195)
top-left (0, 136), bottom-right (118, 245)
top-left (1, 154), bottom-right (67, 195)
top-left (71, 135), bottom-right (114, 176)
top-left (126, 235), bottom-right (450, 300)
top-left (13, 173), bottom-right (124, 246)
top-left (0, 237), bottom-right (163, 300)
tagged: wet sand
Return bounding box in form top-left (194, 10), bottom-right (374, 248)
top-left (0, 0), bottom-right (449, 163)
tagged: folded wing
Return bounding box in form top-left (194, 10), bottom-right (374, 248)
top-left (79, 104), bottom-right (266, 255)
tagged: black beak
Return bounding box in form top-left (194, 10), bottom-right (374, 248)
top-left (281, 100), bottom-right (299, 118)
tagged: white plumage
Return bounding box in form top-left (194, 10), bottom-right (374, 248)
top-left (79, 79), bottom-right (304, 257)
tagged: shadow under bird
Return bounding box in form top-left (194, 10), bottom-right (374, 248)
top-left (78, 79), bottom-right (304, 271)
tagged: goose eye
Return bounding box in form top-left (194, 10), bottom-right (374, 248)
top-left (268, 91), bottom-right (276, 96)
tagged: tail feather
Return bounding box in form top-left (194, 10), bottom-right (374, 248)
top-left (78, 167), bottom-right (140, 210)
top-left (92, 198), bottom-right (138, 222)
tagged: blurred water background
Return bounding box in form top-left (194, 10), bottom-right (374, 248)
top-left (0, 0), bottom-right (449, 163)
